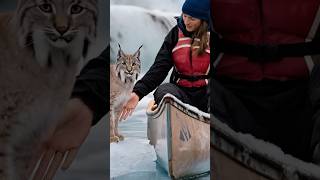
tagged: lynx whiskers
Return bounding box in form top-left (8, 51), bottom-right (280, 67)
top-left (15, 0), bottom-right (98, 68)
top-left (0, 0), bottom-right (98, 179)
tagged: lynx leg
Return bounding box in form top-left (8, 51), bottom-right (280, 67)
top-left (110, 110), bottom-right (119, 143)
top-left (114, 110), bottom-right (124, 141)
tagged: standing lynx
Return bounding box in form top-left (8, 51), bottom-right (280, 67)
top-left (110, 44), bottom-right (142, 143)
top-left (0, 0), bottom-right (97, 179)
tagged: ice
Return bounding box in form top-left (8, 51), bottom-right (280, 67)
top-left (162, 93), bottom-right (210, 118)
top-left (110, 95), bottom-right (156, 178)
top-left (110, 138), bottom-right (157, 178)
top-left (110, 1), bottom-right (210, 179)
top-left (110, 0), bottom-right (184, 13)
top-left (111, 94), bottom-right (210, 179)
top-left (110, 4), bottom-right (178, 70)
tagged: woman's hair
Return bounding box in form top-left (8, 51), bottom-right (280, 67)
top-left (192, 20), bottom-right (209, 56)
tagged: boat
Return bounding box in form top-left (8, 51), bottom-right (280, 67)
top-left (146, 94), bottom-right (210, 179)
top-left (212, 115), bottom-right (320, 180)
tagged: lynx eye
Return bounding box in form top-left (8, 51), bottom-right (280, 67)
top-left (132, 62), bottom-right (136, 66)
top-left (39, 3), bottom-right (53, 13)
top-left (122, 61), bottom-right (126, 65)
top-left (71, 5), bottom-right (84, 14)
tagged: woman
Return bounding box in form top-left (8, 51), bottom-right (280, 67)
top-left (211, 0), bottom-right (318, 161)
top-left (120, 0), bottom-right (210, 120)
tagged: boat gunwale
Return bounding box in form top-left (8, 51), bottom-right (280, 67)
top-left (212, 116), bottom-right (320, 180)
top-left (146, 94), bottom-right (210, 124)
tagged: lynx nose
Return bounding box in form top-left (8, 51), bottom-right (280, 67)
top-left (55, 16), bottom-right (69, 35)
top-left (56, 25), bottom-right (68, 35)
top-left (127, 66), bottom-right (133, 73)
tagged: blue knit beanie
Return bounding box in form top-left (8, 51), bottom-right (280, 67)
top-left (182, 0), bottom-right (210, 22)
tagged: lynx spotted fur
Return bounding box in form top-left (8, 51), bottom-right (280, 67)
top-left (0, 0), bottom-right (97, 179)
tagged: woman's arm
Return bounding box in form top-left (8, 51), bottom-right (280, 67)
top-left (71, 46), bottom-right (109, 125)
top-left (132, 26), bottom-right (179, 100)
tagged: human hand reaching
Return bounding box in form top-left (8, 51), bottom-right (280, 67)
top-left (29, 98), bottom-right (93, 180)
top-left (119, 92), bottom-right (140, 120)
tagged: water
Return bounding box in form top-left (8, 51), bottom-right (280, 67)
top-left (110, 94), bottom-right (210, 180)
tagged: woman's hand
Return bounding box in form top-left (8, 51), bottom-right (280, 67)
top-left (29, 98), bottom-right (93, 180)
top-left (120, 92), bottom-right (140, 120)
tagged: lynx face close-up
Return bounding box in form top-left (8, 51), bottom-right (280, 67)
top-left (0, 0), bottom-right (98, 179)
top-left (15, 0), bottom-right (98, 67)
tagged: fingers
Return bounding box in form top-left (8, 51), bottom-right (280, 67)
top-left (118, 110), bottom-right (124, 121)
top-left (27, 149), bottom-right (44, 178)
top-left (61, 148), bottom-right (79, 170)
top-left (121, 108), bottom-right (129, 120)
top-left (44, 152), bottom-right (65, 180)
top-left (153, 104), bottom-right (158, 109)
top-left (120, 94), bottom-right (139, 120)
top-left (33, 149), bottom-right (55, 180)
top-left (30, 149), bottom-right (78, 180)
top-left (129, 108), bottom-right (134, 117)
top-left (121, 108), bottom-right (133, 120)
top-left (119, 108), bottom-right (129, 120)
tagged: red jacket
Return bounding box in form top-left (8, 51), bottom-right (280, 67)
top-left (172, 29), bottom-right (210, 87)
top-left (212, 0), bottom-right (320, 81)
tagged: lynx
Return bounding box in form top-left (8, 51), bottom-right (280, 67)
top-left (0, 0), bottom-right (98, 179)
top-left (110, 44), bottom-right (142, 143)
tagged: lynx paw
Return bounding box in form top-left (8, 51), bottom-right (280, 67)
top-left (110, 136), bottom-right (120, 143)
top-left (117, 134), bottom-right (125, 141)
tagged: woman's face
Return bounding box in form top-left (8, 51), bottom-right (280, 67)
top-left (182, 13), bottom-right (202, 32)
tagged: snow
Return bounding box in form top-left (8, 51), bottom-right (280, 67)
top-left (110, 94), bottom-right (156, 179)
top-left (212, 116), bottom-right (320, 179)
top-left (111, 94), bottom-right (210, 179)
top-left (161, 93), bottom-right (210, 118)
top-left (110, 1), bottom-right (209, 179)
top-left (110, 0), bottom-right (184, 13)
top-left (110, 4), bottom-right (178, 70)
top-left (110, 138), bottom-right (157, 178)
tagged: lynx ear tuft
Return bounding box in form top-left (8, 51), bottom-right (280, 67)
top-left (133, 44), bottom-right (143, 59)
top-left (117, 43), bottom-right (125, 59)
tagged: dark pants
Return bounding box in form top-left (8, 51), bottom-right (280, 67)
top-left (212, 76), bottom-right (314, 161)
top-left (154, 83), bottom-right (209, 113)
